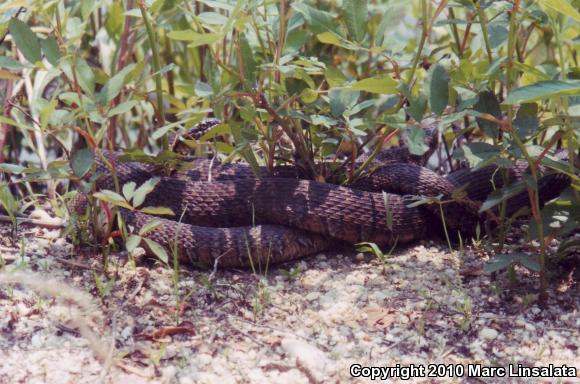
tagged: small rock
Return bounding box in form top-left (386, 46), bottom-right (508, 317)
top-left (281, 338), bottom-right (331, 382)
top-left (480, 328), bottom-right (499, 340)
top-left (30, 333), bottom-right (43, 348)
top-left (524, 322), bottom-right (536, 332)
top-left (121, 326), bottom-right (133, 340)
top-left (28, 210), bottom-right (64, 227)
top-left (305, 291), bottom-right (320, 302)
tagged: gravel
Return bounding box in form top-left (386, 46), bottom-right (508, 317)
top-left (0, 222), bottom-right (578, 383)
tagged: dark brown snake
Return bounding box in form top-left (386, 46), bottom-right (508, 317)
top-left (80, 143), bottom-right (571, 268)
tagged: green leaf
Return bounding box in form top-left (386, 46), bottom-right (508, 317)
top-left (512, 62), bottom-right (551, 82)
top-left (167, 30), bottom-right (221, 47)
top-left (0, 163), bottom-right (26, 174)
top-left (144, 238), bottom-right (169, 264)
top-left (429, 64), bottom-right (449, 116)
top-left (105, 2), bottom-right (124, 38)
top-left (513, 103), bottom-right (539, 138)
top-left (517, 254), bottom-right (541, 272)
top-left (539, 0), bottom-right (580, 22)
top-left (122, 182), bottom-right (137, 201)
top-left (0, 115), bottom-right (34, 132)
top-left (285, 30), bottom-right (309, 53)
top-left (356, 242), bottom-right (384, 258)
top-left (138, 219), bottom-right (163, 235)
top-left (473, 90), bottom-right (501, 137)
top-left (407, 94), bottom-right (427, 122)
top-left (0, 183), bottom-right (18, 213)
top-left (456, 142), bottom-right (500, 168)
top-left (310, 114), bottom-right (339, 126)
top-left (215, 142), bottom-right (234, 154)
top-left (75, 58), bottom-right (96, 96)
top-left (132, 177), bottom-right (160, 208)
top-left (81, 0), bottom-right (98, 20)
top-left (71, 148), bottom-right (94, 178)
top-left (343, 0), bottom-right (368, 42)
top-left (339, 75), bottom-right (398, 94)
top-left (300, 88), bottom-right (318, 103)
top-left (8, 19), bottom-right (42, 64)
top-left (488, 19), bottom-right (509, 49)
top-left (194, 81), bottom-right (213, 97)
top-left (404, 126), bottom-right (429, 156)
top-left (329, 89), bottom-right (359, 117)
top-left (239, 33), bottom-right (256, 85)
top-left (0, 183), bottom-right (17, 227)
top-left (504, 80), bottom-right (580, 104)
top-left (316, 32), bottom-right (350, 48)
top-left (291, 3), bottom-right (338, 34)
top-left (39, 98), bottom-right (57, 130)
top-left (0, 56), bottom-right (26, 70)
top-left (93, 190), bottom-right (132, 209)
top-left (139, 206), bottom-right (175, 216)
top-left (484, 254), bottom-right (515, 273)
top-left (98, 64), bottom-right (136, 105)
top-left (199, 123), bottom-right (232, 141)
top-left (197, 11), bottom-right (228, 25)
top-left (125, 235), bottom-right (142, 253)
top-left (479, 180), bottom-right (527, 212)
top-left (325, 66), bottom-right (348, 87)
top-left (374, 1), bottom-right (406, 47)
top-left (41, 36), bottom-right (60, 66)
top-left (107, 100), bottom-right (139, 117)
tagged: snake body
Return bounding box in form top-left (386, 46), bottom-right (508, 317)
top-left (87, 148), bottom-right (571, 268)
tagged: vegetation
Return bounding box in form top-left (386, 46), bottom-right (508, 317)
top-left (0, 0), bottom-right (578, 298)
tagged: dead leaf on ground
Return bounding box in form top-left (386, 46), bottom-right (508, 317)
top-left (136, 321), bottom-right (196, 340)
top-left (365, 306), bottom-right (397, 330)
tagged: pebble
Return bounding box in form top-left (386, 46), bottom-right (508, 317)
top-left (480, 328), bottom-right (499, 340)
top-left (304, 291), bottom-right (320, 301)
top-left (120, 326), bottom-right (133, 340)
top-left (530, 306), bottom-right (541, 315)
top-left (28, 210), bottom-right (64, 227)
top-left (281, 338), bottom-right (332, 382)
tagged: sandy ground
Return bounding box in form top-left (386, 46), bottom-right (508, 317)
top-left (0, 222), bottom-right (578, 383)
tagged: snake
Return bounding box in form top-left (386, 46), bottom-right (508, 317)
top-left (78, 125), bottom-right (572, 268)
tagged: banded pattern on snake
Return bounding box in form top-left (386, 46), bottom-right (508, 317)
top-left (77, 139), bottom-right (571, 268)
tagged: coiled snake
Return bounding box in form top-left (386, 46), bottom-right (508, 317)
top-left (78, 122), bottom-right (571, 268)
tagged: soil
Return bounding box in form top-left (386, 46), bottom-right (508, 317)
top-left (0, 221), bottom-right (578, 383)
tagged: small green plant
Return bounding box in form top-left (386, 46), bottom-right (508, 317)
top-left (454, 295), bottom-right (473, 331)
top-left (520, 293), bottom-right (539, 307)
top-left (147, 344), bottom-right (167, 367)
top-left (251, 279), bottom-right (271, 318)
top-left (245, 238), bottom-right (272, 277)
top-left (34, 295), bottom-right (46, 312)
top-left (198, 274), bottom-right (217, 298)
top-left (356, 240), bottom-right (398, 273)
top-left (92, 271), bottom-right (115, 300)
top-left (94, 177), bottom-right (174, 265)
top-left (281, 266), bottom-right (304, 282)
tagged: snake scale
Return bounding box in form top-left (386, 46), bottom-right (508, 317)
top-left (83, 137), bottom-right (571, 268)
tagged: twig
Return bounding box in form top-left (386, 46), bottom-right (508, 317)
top-left (54, 257), bottom-right (102, 272)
